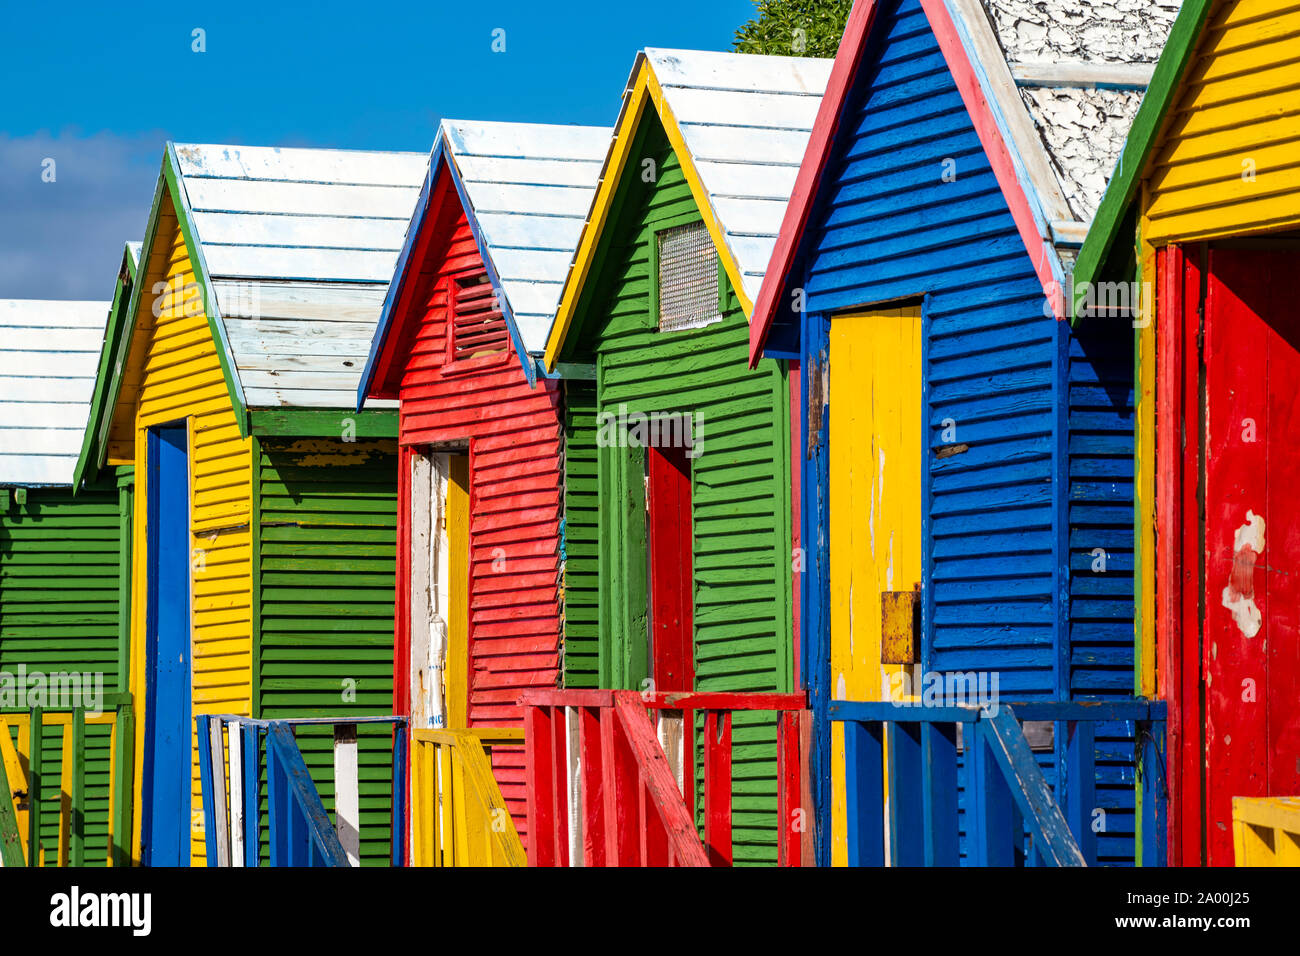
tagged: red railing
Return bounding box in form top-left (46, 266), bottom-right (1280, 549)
top-left (520, 689), bottom-right (806, 867)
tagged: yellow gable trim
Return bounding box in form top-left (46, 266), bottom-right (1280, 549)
top-left (543, 58), bottom-right (755, 371)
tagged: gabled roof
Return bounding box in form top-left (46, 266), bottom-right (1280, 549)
top-left (1074, 0), bottom-right (1214, 304)
top-left (749, 0), bottom-right (1179, 361)
top-left (1, 297), bottom-right (111, 487)
top-left (359, 119), bottom-right (610, 399)
top-left (543, 47), bottom-right (833, 372)
top-left (88, 142), bottom-right (425, 461)
top-left (72, 241), bottom-right (140, 491)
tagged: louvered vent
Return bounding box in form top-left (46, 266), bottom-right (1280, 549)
top-left (451, 273), bottom-right (508, 360)
top-left (657, 222), bottom-right (720, 332)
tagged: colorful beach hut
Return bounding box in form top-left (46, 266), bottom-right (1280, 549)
top-left (537, 48), bottom-right (832, 865)
top-left (358, 118), bottom-right (609, 857)
top-left (1077, 0), bottom-right (1300, 866)
top-left (75, 143), bottom-right (426, 866)
top-left (0, 250), bottom-right (136, 865)
top-left (748, 0), bottom-right (1175, 865)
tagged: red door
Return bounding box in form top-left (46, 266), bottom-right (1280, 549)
top-left (1183, 246), bottom-right (1300, 865)
top-left (646, 443), bottom-right (694, 692)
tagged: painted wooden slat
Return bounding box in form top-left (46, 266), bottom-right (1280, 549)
top-left (189, 211), bottom-right (409, 251)
top-left (455, 155), bottom-right (605, 188)
top-left (174, 143), bottom-right (428, 186)
top-left (646, 47), bottom-right (833, 95)
top-left (183, 178), bottom-right (419, 222)
top-left (333, 724), bottom-right (360, 867)
top-left (202, 245), bottom-right (401, 284)
top-left (443, 120), bottom-right (611, 161)
top-left (212, 281), bottom-right (388, 322)
top-left (0, 299), bottom-right (109, 328)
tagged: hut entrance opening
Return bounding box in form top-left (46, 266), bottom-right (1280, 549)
top-left (410, 449), bottom-right (469, 731)
top-left (142, 423), bottom-right (192, 867)
top-left (827, 305), bottom-right (922, 866)
top-left (646, 442), bottom-right (694, 693)
top-left (1172, 245), bottom-right (1300, 864)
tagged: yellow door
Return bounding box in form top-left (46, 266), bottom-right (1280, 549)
top-left (445, 453), bottom-right (470, 729)
top-left (829, 306), bottom-right (923, 866)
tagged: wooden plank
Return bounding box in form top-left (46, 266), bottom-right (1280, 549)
top-left (887, 722), bottom-right (923, 866)
top-left (333, 724), bottom-right (360, 867)
top-left (1064, 720), bottom-right (1097, 865)
top-left (920, 722), bottom-right (959, 865)
top-left (0, 736), bottom-right (25, 867)
top-left (843, 719), bottom-right (884, 867)
top-left (611, 694), bottom-right (709, 867)
top-left (228, 721), bottom-right (244, 867)
top-left (1010, 62), bottom-right (1155, 89)
top-left (978, 710), bottom-right (1086, 866)
top-left (208, 718), bottom-right (230, 867)
top-left (174, 143), bottom-right (428, 186)
top-left (703, 710), bottom-right (733, 866)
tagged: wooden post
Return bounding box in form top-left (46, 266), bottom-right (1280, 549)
top-left (28, 707), bottom-right (42, 866)
top-left (1065, 720), bottom-right (1097, 865)
top-left (888, 721), bottom-right (923, 866)
top-left (70, 708), bottom-right (85, 867)
top-left (920, 722), bottom-right (960, 866)
top-left (843, 719), bottom-right (884, 867)
top-left (333, 723), bottom-right (360, 866)
top-left (703, 710), bottom-right (732, 867)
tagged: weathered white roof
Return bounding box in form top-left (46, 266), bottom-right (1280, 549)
top-left (0, 299), bottom-right (109, 486)
top-left (173, 143), bottom-right (428, 408)
top-left (957, 0), bottom-right (1178, 250)
top-left (644, 48), bottom-right (833, 305)
top-left (441, 120), bottom-right (609, 354)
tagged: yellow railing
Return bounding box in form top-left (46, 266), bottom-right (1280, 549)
top-left (1233, 796), bottom-right (1300, 866)
top-left (410, 728), bottom-right (525, 867)
top-left (0, 707), bottom-right (130, 867)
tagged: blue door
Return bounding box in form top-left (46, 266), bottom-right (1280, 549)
top-left (142, 424), bottom-right (191, 866)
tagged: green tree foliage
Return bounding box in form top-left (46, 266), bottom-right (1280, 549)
top-left (734, 0), bottom-right (852, 58)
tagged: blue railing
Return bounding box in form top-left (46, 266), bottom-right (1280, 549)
top-left (829, 700), bottom-right (1167, 867)
top-left (196, 714), bottom-right (407, 867)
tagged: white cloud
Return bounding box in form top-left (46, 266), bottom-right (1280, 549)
top-left (0, 129), bottom-right (164, 298)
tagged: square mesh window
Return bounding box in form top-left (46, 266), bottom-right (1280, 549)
top-left (657, 222), bottom-right (721, 332)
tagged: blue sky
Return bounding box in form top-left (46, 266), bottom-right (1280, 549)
top-left (0, 0), bottom-right (759, 298)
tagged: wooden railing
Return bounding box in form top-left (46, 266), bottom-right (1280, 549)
top-left (1233, 797), bottom-right (1300, 866)
top-left (410, 728), bottom-right (526, 866)
top-left (521, 689), bottom-right (806, 867)
top-left (0, 697), bottom-right (134, 867)
top-left (196, 714), bottom-right (407, 867)
top-left (830, 700), bottom-right (1167, 866)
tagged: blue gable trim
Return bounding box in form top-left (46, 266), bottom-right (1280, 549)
top-left (357, 135), bottom-right (541, 410)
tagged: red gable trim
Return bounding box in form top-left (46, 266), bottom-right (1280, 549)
top-left (365, 161), bottom-right (457, 400)
top-left (748, 0), bottom-right (881, 367)
top-left (920, 0), bottom-right (1065, 321)
top-left (748, 0), bottom-right (1067, 365)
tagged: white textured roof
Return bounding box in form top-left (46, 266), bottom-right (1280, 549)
top-left (441, 120), bottom-right (609, 354)
top-left (173, 143), bottom-right (428, 408)
top-left (955, 0), bottom-right (1178, 249)
top-left (0, 299), bottom-right (109, 486)
top-left (645, 48), bottom-right (833, 305)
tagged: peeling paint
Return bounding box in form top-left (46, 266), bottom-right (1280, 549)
top-left (1221, 509), bottom-right (1265, 638)
top-left (1021, 87), bottom-right (1144, 220)
top-left (983, 0), bottom-right (1180, 65)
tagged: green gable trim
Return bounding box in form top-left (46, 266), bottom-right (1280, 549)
top-left (1072, 0), bottom-right (1216, 321)
top-left (162, 144), bottom-right (251, 435)
top-left (74, 244), bottom-right (139, 492)
top-left (249, 408), bottom-right (399, 439)
top-left (78, 145), bottom-right (254, 485)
